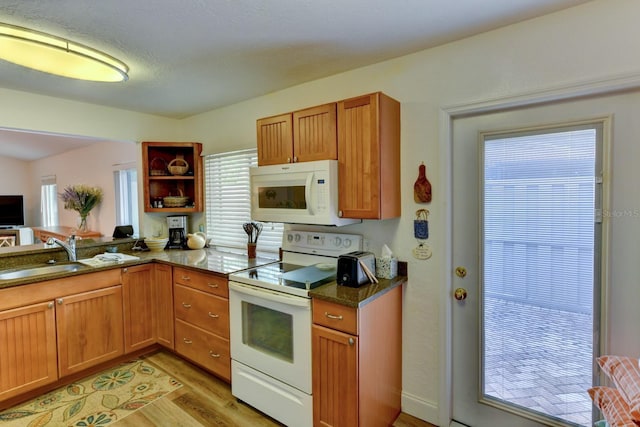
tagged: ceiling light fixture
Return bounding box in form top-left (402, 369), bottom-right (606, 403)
top-left (0, 22), bottom-right (128, 82)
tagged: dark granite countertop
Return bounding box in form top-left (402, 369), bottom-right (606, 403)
top-left (0, 237), bottom-right (404, 309)
top-left (309, 275), bottom-right (406, 308)
top-left (0, 238), bottom-right (278, 289)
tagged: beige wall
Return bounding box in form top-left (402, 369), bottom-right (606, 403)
top-left (0, 0), bottom-right (639, 424)
top-left (28, 141), bottom-right (137, 236)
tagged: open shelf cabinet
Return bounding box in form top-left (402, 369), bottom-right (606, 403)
top-left (142, 141), bottom-right (203, 213)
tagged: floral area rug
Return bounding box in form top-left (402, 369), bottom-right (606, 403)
top-left (0, 358), bottom-right (182, 426)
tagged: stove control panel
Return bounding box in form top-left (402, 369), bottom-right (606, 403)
top-left (283, 231), bottom-right (363, 257)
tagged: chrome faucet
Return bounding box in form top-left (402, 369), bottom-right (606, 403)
top-left (47, 235), bottom-right (77, 262)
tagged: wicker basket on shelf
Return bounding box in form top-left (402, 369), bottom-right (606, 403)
top-left (168, 158), bottom-right (189, 176)
top-left (163, 189), bottom-right (189, 208)
top-left (149, 157), bottom-right (168, 176)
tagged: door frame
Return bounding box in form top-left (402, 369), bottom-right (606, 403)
top-left (437, 74), bottom-right (635, 426)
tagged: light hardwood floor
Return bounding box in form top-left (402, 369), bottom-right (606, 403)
top-left (115, 350), bottom-right (437, 427)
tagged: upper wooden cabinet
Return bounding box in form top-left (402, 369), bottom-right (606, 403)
top-left (257, 103), bottom-right (337, 166)
top-left (337, 92), bottom-right (401, 220)
top-left (142, 141), bottom-right (203, 213)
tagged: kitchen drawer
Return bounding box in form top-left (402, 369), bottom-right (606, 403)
top-left (312, 299), bottom-right (358, 335)
top-left (173, 267), bottom-right (228, 298)
top-left (175, 319), bottom-right (230, 382)
top-left (174, 284), bottom-right (229, 338)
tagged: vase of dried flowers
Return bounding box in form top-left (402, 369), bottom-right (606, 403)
top-left (59, 185), bottom-right (103, 233)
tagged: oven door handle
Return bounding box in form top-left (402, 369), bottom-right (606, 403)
top-left (229, 282), bottom-right (311, 308)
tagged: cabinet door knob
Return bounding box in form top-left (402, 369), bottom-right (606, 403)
top-left (48, 302), bottom-right (54, 309)
top-left (57, 298), bottom-right (64, 305)
top-left (293, 156), bottom-right (298, 162)
top-left (183, 338), bottom-right (193, 344)
top-left (287, 157), bottom-right (291, 163)
top-left (182, 302), bottom-right (192, 308)
top-left (123, 268), bottom-right (128, 273)
top-left (209, 351), bottom-right (221, 358)
top-left (338, 210), bottom-right (343, 217)
top-left (348, 338), bottom-right (355, 346)
top-left (208, 312), bottom-right (219, 318)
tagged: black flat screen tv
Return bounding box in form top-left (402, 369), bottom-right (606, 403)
top-left (0, 195), bottom-right (24, 227)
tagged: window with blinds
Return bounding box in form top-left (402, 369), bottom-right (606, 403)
top-left (204, 148), bottom-right (283, 253)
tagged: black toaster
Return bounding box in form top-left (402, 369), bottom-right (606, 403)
top-left (336, 251), bottom-right (376, 287)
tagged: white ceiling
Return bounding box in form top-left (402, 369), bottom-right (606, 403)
top-left (0, 0), bottom-right (591, 160)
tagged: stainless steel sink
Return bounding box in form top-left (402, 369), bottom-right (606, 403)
top-left (0, 263), bottom-right (86, 281)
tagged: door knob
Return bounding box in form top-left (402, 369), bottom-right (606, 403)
top-left (454, 288), bottom-right (468, 301)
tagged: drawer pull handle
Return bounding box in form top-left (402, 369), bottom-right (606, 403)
top-left (182, 276), bottom-right (191, 281)
top-left (209, 351), bottom-right (220, 358)
top-left (208, 312), bottom-right (219, 318)
top-left (183, 338), bottom-right (193, 344)
top-left (208, 283), bottom-right (219, 288)
top-left (325, 312), bottom-right (343, 320)
top-left (182, 303), bottom-right (192, 308)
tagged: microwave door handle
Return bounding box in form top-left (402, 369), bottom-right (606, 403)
top-left (305, 172), bottom-right (314, 215)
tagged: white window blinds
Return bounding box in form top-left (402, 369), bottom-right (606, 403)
top-left (40, 175), bottom-right (58, 227)
top-left (113, 165), bottom-right (139, 235)
top-left (204, 149), bottom-right (283, 253)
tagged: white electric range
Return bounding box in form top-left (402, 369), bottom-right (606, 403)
top-left (228, 230), bottom-right (362, 427)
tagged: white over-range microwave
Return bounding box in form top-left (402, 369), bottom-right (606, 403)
top-left (250, 159), bottom-right (360, 226)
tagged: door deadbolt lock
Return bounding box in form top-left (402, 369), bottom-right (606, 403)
top-left (455, 266), bottom-right (467, 278)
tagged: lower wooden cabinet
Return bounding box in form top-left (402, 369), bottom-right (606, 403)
top-left (154, 263), bottom-right (175, 349)
top-left (312, 285), bottom-right (402, 427)
top-left (56, 285), bottom-right (124, 377)
top-left (0, 269), bottom-right (124, 402)
top-left (173, 268), bottom-right (230, 382)
top-left (122, 265), bottom-right (156, 353)
top-left (175, 319), bottom-right (231, 381)
top-left (0, 301), bottom-right (58, 401)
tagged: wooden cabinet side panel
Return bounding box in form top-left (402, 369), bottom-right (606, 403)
top-left (257, 114), bottom-right (293, 165)
top-left (293, 103), bottom-right (337, 162)
top-left (0, 302), bottom-right (57, 401)
top-left (357, 285), bottom-right (403, 426)
top-left (155, 264), bottom-right (174, 349)
top-left (378, 94), bottom-right (401, 219)
top-left (312, 325), bottom-right (358, 427)
top-left (337, 93), bottom-right (381, 219)
top-left (57, 286), bottom-right (124, 377)
top-left (122, 265), bottom-right (156, 353)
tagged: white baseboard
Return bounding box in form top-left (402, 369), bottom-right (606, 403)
top-left (402, 390), bottom-right (439, 425)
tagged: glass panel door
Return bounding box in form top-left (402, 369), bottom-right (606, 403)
top-left (480, 125), bottom-right (601, 426)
